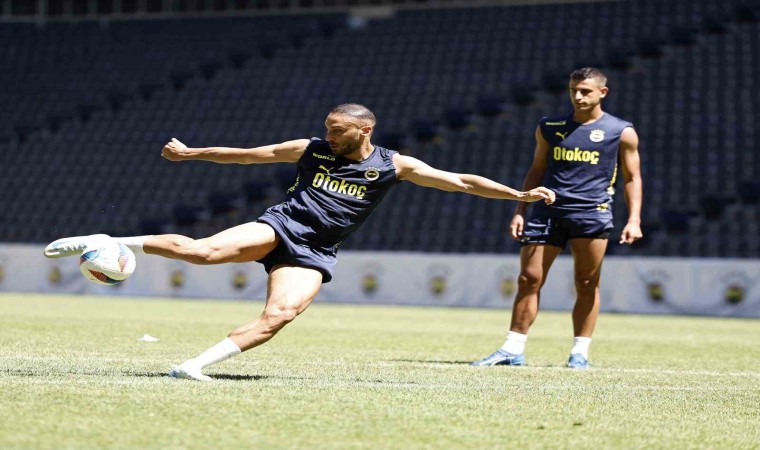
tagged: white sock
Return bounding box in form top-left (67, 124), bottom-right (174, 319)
top-left (500, 331), bottom-right (528, 355)
top-left (113, 236), bottom-right (151, 253)
top-left (184, 337), bottom-right (241, 369)
top-left (571, 337), bottom-right (592, 359)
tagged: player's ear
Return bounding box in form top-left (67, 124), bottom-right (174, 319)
top-left (360, 125), bottom-right (373, 137)
top-left (599, 86), bottom-right (609, 98)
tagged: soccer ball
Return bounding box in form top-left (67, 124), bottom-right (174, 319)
top-left (79, 240), bottom-right (136, 285)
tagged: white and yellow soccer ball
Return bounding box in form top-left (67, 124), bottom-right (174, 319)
top-left (79, 240), bottom-right (136, 285)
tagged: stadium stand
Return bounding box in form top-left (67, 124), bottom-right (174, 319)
top-left (0, 0), bottom-right (758, 257)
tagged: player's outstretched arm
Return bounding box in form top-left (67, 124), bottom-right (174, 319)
top-left (393, 153), bottom-right (555, 204)
top-left (161, 138), bottom-right (310, 164)
top-left (514, 126), bottom-right (551, 215)
top-left (509, 126), bottom-right (551, 239)
top-left (618, 127), bottom-right (643, 244)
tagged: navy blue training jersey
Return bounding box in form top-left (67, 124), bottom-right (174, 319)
top-left (532, 112), bottom-right (633, 218)
top-left (262, 138), bottom-right (400, 249)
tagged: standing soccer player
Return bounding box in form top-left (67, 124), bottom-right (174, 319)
top-left (471, 68), bottom-right (643, 369)
top-left (45, 103), bottom-right (555, 381)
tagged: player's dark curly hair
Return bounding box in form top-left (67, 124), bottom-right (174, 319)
top-left (570, 67), bottom-right (607, 86)
top-left (330, 103), bottom-right (376, 126)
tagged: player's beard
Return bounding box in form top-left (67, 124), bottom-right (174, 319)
top-left (330, 140), bottom-right (360, 156)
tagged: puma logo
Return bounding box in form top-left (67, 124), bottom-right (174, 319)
top-left (555, 131), bottom-right (568, 140)
top-left (318, 165), bottom-right (333, 174)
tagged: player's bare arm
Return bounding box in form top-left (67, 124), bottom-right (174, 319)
top-left (510, 126), bottom-right (551, 239)
top-left (161, 138), bottom-right (310, 164)
top-left (392, 153), bottom-right (555, 203)
top-left (514, 126), bottom-right (551, 214)
top-left (618, 127), bottom-right (643, 244)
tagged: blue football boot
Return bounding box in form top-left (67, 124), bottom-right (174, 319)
top-left (567, 353), bottom-right (589, 369)
top-left (470, 349), bottom-right (526, 366)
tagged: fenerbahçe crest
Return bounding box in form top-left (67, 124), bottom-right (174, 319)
top-left (364, 167), bottom-right (380, 181)
top-left (589, 129), bottom-right (605, 142)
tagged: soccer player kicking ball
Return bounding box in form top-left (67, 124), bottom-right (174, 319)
top-left (471, 68), bottom-right (643, 369)
top-left (45, 104), bottom-right (555, 381)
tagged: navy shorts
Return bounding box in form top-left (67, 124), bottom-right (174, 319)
top-left (256, 215), bottom-right (337, 283)
top-left (520, 216), bottom-right (613, 249)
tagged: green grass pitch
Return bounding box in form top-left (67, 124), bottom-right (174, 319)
top-left (1, 293), bottom-right (759, 449)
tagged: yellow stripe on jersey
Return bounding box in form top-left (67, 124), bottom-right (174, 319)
top-left (605, 164), bottom-right (618, 195)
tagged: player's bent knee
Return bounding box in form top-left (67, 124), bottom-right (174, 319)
top-left (518, 272), bottom-right (543, 290)
top-left (574, 277), bottom-right (599, 295)
top-left (263, 305), bottom-right (300, 325)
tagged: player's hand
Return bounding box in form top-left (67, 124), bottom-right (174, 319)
top-left (162, 138), bottom-right (188, 161)
top-left (523, 187), bottom-right (555, 205)
top-left (509, 213), bottom-right (525, 241)
top-left (619, 222), bottom-right (643, 244)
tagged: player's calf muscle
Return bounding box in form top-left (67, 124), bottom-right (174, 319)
top-left (263, 305), bottom-right (299, 325)
top-left (146, 235), bottom-right (223, 264)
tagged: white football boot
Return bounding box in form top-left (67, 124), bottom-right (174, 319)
top-left (43, 234), bottom-right (110, 258)
top-left (168, 364), bottom-right (213, 382)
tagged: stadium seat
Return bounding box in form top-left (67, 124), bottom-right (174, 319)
top-left (661, 210), bottom-right (691, 234)
top-left (699, 195), bottom-right (730, 220)
top-left (737, 180), bottom-right (760, 204)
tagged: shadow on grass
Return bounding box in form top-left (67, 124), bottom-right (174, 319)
top-left (132, 372), bottom-right (173, 378)
top-left (388, 359), bottom-right (560, 368)
top-left (388, 359), bottom-right (472, 365)
top-left (211, 374), bottom-right (268, 381)
top-left (2, 369), bottom-right (52, 377)
top-left (134, 372), bottom-right (270, 381)
top-left (2, 368), bottom-right (272, 381)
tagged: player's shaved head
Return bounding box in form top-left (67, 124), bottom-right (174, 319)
top-left (325, 104), bottom-right (376, 157)
top-left (570, 67), bottom-right (607, 87)
top-left (329, 103), bottom-right (376, 127)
